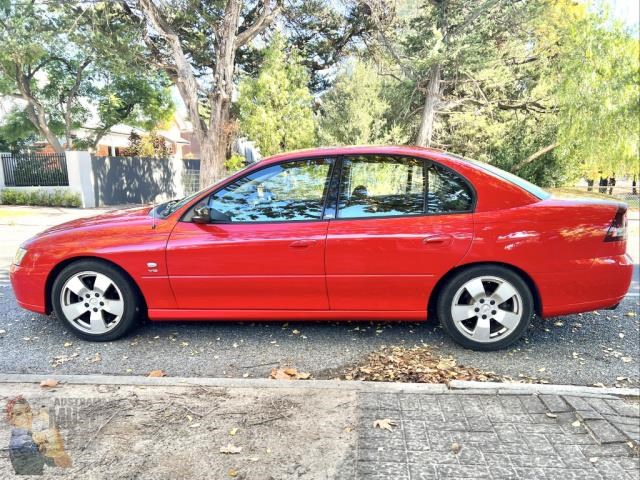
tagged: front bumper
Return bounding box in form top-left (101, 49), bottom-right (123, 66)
top-left (10, 263), bottom-right (48, 314)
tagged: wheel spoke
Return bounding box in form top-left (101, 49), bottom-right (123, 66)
top-left (464, 278), bottom-right (486, 301)
top-left (451, 305), bottom-right (475, 323)
top-left (65, 276), bottom-right (88, 296)
top-left (494, 310), bottom-right (521, 330)
top-left (472, 317), bottom-right (491, 341)
top-left (89, 310), bottom-right (108, 334)
top-left (102, 299), bottom-right (124, 317)
top-left (491, 282), bottom-right (517, 305)
top-left (93, 273), bottom-right (113, 295)
top-left (61, 302), bottom-right (88, 321)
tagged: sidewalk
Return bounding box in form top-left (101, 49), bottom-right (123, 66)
top-left (0, 376), bottom-right (638, 479)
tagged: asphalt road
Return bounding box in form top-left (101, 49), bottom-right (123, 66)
top-left (0, 206), bottom-right (638, 387)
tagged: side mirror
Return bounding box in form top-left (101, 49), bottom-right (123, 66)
top-left (192, 206), bottom-right (232, 224)
top-left (192, 206), bottom-right (211, 224)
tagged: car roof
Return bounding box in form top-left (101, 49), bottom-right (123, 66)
top-left (256, 145), bottom-right (448, 166)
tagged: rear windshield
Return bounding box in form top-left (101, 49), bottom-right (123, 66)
top-left (448, 154), bottom-right (551, 200)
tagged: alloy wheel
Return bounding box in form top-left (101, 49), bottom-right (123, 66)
top-left (60, 271), bottom-right (125, 335)
top-left (450, 275), bottom-right (523, 344)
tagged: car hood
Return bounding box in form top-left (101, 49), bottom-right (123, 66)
top-left (37, 206), bottom-right (153, 236)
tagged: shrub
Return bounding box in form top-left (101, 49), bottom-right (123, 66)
top-left (0, 188), bottom-right (81, 207)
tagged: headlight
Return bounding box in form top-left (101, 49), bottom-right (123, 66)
top-left (13, 247), bottom-right (28, 266)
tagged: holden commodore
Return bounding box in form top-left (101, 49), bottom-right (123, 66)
top-left (10, 146), bottom-right (633, 350)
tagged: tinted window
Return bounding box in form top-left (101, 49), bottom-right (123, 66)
top-left (427, 164), bottom-right (473, 213)
top-left (337, 156), bottom-right (425, 218)
top-left (208, 158), bottom-right (333, 222)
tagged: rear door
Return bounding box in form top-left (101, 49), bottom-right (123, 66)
top-left (166, 157), bottom-right (335, 310)
top-left (325, 155), bottom-right (474, 311)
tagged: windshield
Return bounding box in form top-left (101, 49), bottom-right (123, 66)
top-left (448, 154), bottom-right (551, 200)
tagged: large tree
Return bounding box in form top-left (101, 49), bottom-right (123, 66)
top-left (317, 60), bottom-right (406, 146)
top-left (367, 0), bottom-right (542, 148)
top-left (119, 0), bottom-right (281, 186)
top-left (237, 33), bottom-right (315, 156)
top-left (0, 1), bottom-right (172, 152)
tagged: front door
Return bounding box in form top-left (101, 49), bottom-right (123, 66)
top-left (325, 155), bottom-right (474, 311)
top-left (166, 158), bottom-right (335, 310)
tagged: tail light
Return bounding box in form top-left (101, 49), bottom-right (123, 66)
top-left (604, 206), bottom-right (627, 242)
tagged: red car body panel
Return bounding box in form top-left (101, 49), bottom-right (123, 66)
top-left (10, 146), bottom-right (633, 323)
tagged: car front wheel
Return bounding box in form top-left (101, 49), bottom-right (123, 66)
top-left (51, 260), bottom-right (141, 341)
top-left (436, 265), bottom-right (533, 351)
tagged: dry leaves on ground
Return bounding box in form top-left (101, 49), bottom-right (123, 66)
top-left (269, 367), bottom-right (312, 380)
top-left (373, 418), bottom-right (396, 431)
top-left (220, 444), bottom-right (242, 454)
top-left (342, 346), bottom-right (505, 383)
top-left (147, 370), bottom-right (167, 378)
top-left (40, 379), bottom-right (59, 388)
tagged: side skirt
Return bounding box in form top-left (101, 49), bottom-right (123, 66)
top-left (148, 309), bottom-right (429, 322)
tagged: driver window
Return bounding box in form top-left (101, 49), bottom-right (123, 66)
top-left (208, 158), bottom-right (333, 222)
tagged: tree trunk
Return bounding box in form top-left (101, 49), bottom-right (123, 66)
top-left (199, 132), bottom-right (227, 188)
top-left (416, 64), bottom-right (441, 147)
top-left (16, 71), bottom-right (64, 153)
top-left (24, 102), bottom-right (64, 153)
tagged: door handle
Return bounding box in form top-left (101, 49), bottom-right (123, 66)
top-left (289, 239), bottom-right (317, 248)
top-left (422, 234), bottom-right (452, 245)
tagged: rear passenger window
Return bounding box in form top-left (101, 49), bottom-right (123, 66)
top-left (336, 155), bottom-right (473, 219)
top-left (337, 156), bottom-right (425, 218)
top-left (427, 164), bottom-right (473, 213)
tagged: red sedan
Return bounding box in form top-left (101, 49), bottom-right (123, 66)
top-left (10, 146), bottom-right (632, 350)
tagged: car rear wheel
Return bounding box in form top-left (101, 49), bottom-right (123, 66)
top-left (436, 265), bottom-right (533, 351)
top-left (52, 260), bottom-right (141, 341)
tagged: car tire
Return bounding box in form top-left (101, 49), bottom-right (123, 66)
top-left (51, 260), bottom-right (142, 341)
top-left (436, 265), bottom-right (533, 351)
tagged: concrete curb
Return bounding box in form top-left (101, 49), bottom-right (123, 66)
top-left (0, 374), bottom-right (637, 398)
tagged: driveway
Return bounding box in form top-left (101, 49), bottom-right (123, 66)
top-left (0, 206), bottom-right (638, 387)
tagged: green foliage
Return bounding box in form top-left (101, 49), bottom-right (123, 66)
top-left (552, 8), bottom-right (639, 179)
top-left (0, 109), bottom-right (39, 151)
top-left (121, 131), bottom-right (170, 158)
top-left (317, 61), bottom-right (408, 146)
top-left (0, 1), bottom-right (173, 149)
top-left (237, 33), bottom-right (316, 157)
top-left (0, 188), bottom-right (81, 207)
top-left (225, 153), bottom-right (246, 174)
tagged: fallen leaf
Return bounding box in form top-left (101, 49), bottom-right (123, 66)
top-left (292, 329), bottom-right (300, 335)
top-left (220, 444), bottom-right (242, 454)
top-left (88, 353), bottom-right (101, 363)
top-left (571, 420), bottom-right (581, 427)
top-left (229, 428), bottom-right (238, 436)
top-left (63, 341), bottom-right (73, 347)
top-left (148, 370), bottom-right (167, 377)
top-left (228, 468), bottom-right (238, 477)
top-left (451, 442), bottom-right (461, 454)
top-left (625, 312), bottom-right (636, 317)
top-left (269, 367), bottom-right (312, 380)
top-left (373, 418), bottom-right (396, 431)
top-left (40, 379), bottom-right (59, 388)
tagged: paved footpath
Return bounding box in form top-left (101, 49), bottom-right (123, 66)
top-left (0, 376), bottom-right (638, 479)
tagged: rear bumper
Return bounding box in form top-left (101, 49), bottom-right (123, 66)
top-left (537, 254), bottom-right (633, 317)
top-left (9, 263), bottom-right (47, 314)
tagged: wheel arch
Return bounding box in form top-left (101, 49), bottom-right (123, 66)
top-left (45, 256), bottom-right (148, 315)
top-left (427, 261), bottom-right (542, 318)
